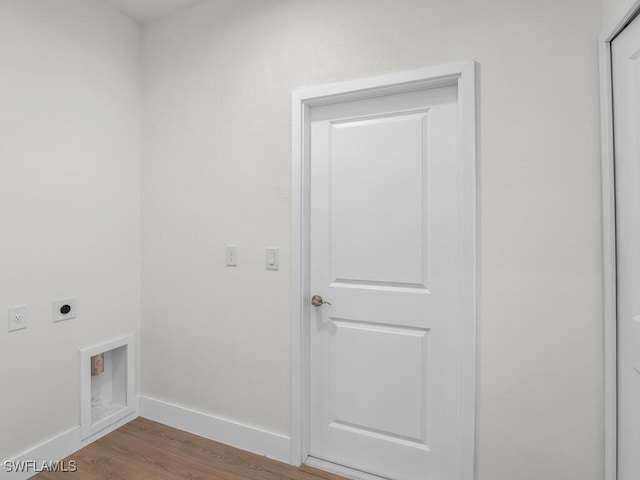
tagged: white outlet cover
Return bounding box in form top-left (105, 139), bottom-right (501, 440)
top-left (8, 304), bottom-right (27, 332)
top-left (53, 297), bottom-right (77, 323)
top-left (226, 244), bottom-right (238, 266)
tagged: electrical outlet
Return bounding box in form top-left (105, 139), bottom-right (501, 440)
top-left (226, 245), bottom-right (238, 266)
top-left (53, 297), bottom-right (77, 323)
top-left (8, 305), bottom-right (27, 332)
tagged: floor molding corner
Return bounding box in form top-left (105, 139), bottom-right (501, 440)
top-left (138, 395), bottom-right (291, 464)
top-left (1, 404), bottom-right (138, 480)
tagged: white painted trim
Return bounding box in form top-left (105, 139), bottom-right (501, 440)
top-left (3, 394), bottom-right (291, 480)
top-left (294, 61), bottom-right (471, 108)
top-left (603, 0), bottom-right (640, 43)
top-left (599, 34), bottom-right (618, 480)
top-left (0, 405), bottom-right (137, 480)
top-left (291, 61), bottom-right (478, 478)
top-left (457, 60), bottom-right (478, 480)
top-left (305, 457), bottom-right (390, 480)
top-left (139, 396), bottom-right (291, 464)
top-left (600, 4), bottom-right (640, 480)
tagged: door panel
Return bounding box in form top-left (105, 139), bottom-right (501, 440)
top-left (309, 85), bottom-right (464, 480)
top-left (330, 319), bottom-right (428, 444)
top-left (613, 14), bottom-right (640, 480)
top-left (330, 111), bottom-right (428, 287)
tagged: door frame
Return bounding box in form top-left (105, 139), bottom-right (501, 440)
top-left (601, 2), bottom-right (640, 480)
top-left (290, 61), bottom-right (478, 478)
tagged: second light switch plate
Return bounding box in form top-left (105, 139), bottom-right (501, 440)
top-left (266, 247), bottom-right (279, 270)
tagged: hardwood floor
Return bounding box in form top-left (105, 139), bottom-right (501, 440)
top-left (34, 417), bottom-right (347, 480)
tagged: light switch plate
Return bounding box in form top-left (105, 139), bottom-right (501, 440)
top-left (266, 247), bottom-right (279, 271)
top-left (8, 304), bottom-right (27, 332)
top-left (53, 297), bottom-right (77, 323)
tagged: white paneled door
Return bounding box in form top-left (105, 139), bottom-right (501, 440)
top-left (307, 82), bottom-right (470, 480)
top-left (613, 13), bottom-right (640, 480)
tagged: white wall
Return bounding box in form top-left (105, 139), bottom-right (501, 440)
top-left (141, 1), bottom-right (604, 479)
top-left (602, 0), bottom-right (633, 27)
top-left (0, 0), bottom-right (141, 460)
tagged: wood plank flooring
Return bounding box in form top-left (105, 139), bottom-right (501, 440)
top-left (34, 417), bottom-right (347, 480)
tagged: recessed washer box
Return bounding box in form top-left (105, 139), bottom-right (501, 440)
top-left (53, 297), bottom-right (77, 322)
top-left (80, 334), bottom-right (135, 439)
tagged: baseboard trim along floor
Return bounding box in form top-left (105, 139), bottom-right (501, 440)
top-left (2, 395), bottom-right (291, 480)
top-left (138, 395), bottom-right (291, 464)
top-left (1, 408), bottom-right (137, 480)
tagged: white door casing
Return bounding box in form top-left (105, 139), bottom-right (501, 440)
top-left (612, 13), bottom-right (640, 480)
top-left (599, 3), bottom-right (640, 479)
top-left (291, 62), bottom-right (476, 480)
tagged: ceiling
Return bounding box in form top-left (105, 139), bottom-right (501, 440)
top-left (104, 0), bottom-right (206, 23)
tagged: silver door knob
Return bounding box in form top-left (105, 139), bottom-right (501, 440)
top-left (311, 295), bottom-right (331, 307)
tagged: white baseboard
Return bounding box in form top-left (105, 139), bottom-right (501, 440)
top-left (139, 395), bottom-right (291, 464)
top-left (305, 457), bottom-right (385, 480)
top-left (1, 405), bottom-right (138, 480)
top-left (2, 395), bottom-right (291, 479)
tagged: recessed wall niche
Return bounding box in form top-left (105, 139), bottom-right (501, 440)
top-left (80, 334), bottom-right (135, 439)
